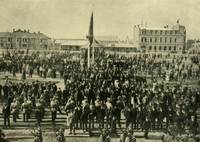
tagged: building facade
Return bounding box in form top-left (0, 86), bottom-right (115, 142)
top-left (0, 29), bottom-right (52, 49)
top-left (133, 21), bottom-right (186, 53)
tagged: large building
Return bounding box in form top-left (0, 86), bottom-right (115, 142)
top-left (0, 29), bottom-right (52, 49)
top-left (133, 21), bottom-right (186, 53)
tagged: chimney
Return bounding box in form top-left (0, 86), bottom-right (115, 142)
top-left (13, 28), bottom-right (15, 32)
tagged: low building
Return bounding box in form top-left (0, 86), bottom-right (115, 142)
top-left (189, 40), bottom-right (200, 54)
top-left (133, 21), bottom-right (186, 53)
top-left (54, 38), bottom-right (87, 51)
top-left (187, 39), bottom-right (195, 49)
top-left (0, 29), bottom-right (52, 49)
top-left (55, 36), bottom-right (136, 54)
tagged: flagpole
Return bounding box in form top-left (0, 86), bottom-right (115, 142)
top-left (87, 11), bottom-right (94, 69)
top-left (92, 42), bottom-right (94, 65)
top-left (91, 4), bottom-right (95, 66)
top-left (88, 44), bottom-right (90, 68)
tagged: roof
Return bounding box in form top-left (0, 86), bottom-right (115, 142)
top-left (56, 37), bottom-right (135, 49)
top-left (0, 30), bottom-right (50, 39)
top-left (91, 39), bottom-right (135, 48)
top-left (140, 27), bottom-right (173, 31)
top-left (0, 32), bottom-right (12, 37)
top-left (55, 39), bottom-right (88, 46)
top-left (138, 23), bottom-right (185, 31)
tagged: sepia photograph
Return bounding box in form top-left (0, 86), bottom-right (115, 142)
top-left (0, 0), bottom-right (200, 141)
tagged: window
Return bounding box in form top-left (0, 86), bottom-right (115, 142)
top-left (175, 38), bottom-right (177, 43)
top-left (154, 46), bottom-right (157, 51)
top-left (142, 46), bottom-right (146, 49)
top-left (169, 46), bottom-right (171, 50)
top-left (155, 31), bottom-right (158, 34)
top-left (155, 38), bottom-right (157, 42)
top-left (159, 46), bottom-right (162, 50)
top-left (149, 46), bottom-right (152, 50)
top-left (142, 30), bottom-right (146, 34)
top-left (160, 37), bottom-right (162, 42)
top-left (160, 31), bottom-right (163, 35)
top-left (150, 30), bottom-right (153, 35)
top-left (164, 46), bottom-right (167, 50)
top-left (150, 38), bottom-right (152, 42)
top-left (174, 46), bottom-right (176, 51)
top-left (170, 31), bottom-right (173, 35)
top-left (165, 37), bottom-right (167, 43)
top-left (8, 38), bottom-right (12, 42)
top-left (145, 38), bottom-right (147, 42)
top-left (170, 38), bottom-right (172, 43)
top-left (141, 38), bottom-right (143, 42)
top-left (165, 31), bottom-right (167, 35)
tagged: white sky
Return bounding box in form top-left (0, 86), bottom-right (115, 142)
top-left (0, 0), bottom-right (199, 40)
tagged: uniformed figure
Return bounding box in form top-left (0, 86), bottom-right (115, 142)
top-left (35, 101), bottom-right (44, 126)
top-left (31, 127), bottom-right (43, 142)
top-left (50, 97), bottom-right (60, 124)
top-left (81, 97), bottom-right (90, 132)
top-left (10, 99), bottom-right (19, 122)
top-left (21, 100), bottom-right (29, 122)
top-left (21, 65), bottom-right (26, 80)
top-left (56, 128), bottom-right (65, 142)
top-left (2, 103), bottom-right (10, 128)
top-left (105, 98), bottom-right (113, 129)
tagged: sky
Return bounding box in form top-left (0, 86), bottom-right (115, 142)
top-left (0, 0), bottom-right (200, 40)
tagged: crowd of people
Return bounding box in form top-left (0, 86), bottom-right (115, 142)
top-left (0, 50), bottom-right (200, 82)
top-left (0, 50), bottom-right (200, 142)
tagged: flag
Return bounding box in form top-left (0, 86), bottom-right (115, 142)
top-left (87, 12), bottom-right (94, 46)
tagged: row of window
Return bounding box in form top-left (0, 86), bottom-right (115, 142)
top-left (1, 38), bottom-right (45, 43)
top-left (143, 45), bottom-right (178, 51)
top-left (141, 30), bottom-right (178, 35)
top-left (141, 37), bottom-right (177, 43)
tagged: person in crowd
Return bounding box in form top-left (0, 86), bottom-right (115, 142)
top-left (56, 128), bottom-right (65, 142)
top-left (2, 103), bottom-right (10, 128)
top-left (31, 127), bottom-right (43, 142)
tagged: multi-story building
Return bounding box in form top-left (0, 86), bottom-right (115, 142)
top-left (0, 29), bottom-right (52, 49)
top-left (133, 21), bottom-right (186, 53)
